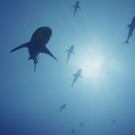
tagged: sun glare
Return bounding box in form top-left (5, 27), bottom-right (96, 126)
top-left (76, 49), bottom-right (105, 79)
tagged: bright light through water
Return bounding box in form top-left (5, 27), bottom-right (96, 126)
top-left (74, 49), bottom-right (105, 80)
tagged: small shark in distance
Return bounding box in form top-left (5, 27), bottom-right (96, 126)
top-left (80, 123), bottom-right (84, 126)
top-left (71, 129), bottom-right (75, 134)
top-left (60, 104), bottom-right (66, 112)
top-left (65, 45), bottom-right (75, 63)
top-left (10, 26), bottom-right (58, 71)
top-left (71, 69), bottom-right (83, 87)
top-left (110, 119), bottom-right (116, 126)
top-left (72, 1), bottom-right (81, 17)
top-left (123, 16), bottom-right (135, 44)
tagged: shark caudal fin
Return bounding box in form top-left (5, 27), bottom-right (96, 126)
top-left (10, 42), bottom-right (30, 52)
top-left (34, 56), bottom-right (40, 72)
top-left (40, 47), bottom-right (58, 61)
top-left (123, 40), bottom-right (129, 45)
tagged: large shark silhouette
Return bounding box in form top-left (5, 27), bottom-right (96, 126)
top-left (123, 16), bottom-right (135, 44)
top-left (10, 27), bottom-right (58, 71)
top-left (65, 45), bottom-right (75, 63)
top-left (72, 1), bottom-right (81, 17)
top-left (60, 104), bottom-right (66, 112)
top-left (71, 69), bottom-right (83, 87)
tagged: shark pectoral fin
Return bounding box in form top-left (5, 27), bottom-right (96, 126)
top-left (10, 42), bottom-right (30, 52)
top-left (72, 5), bottom-right (76, 7)
top-left (41, 47), bottom-right (58, 61)
top-left (72, 51), bottom-right (75, 54)
top-left (72, 74), bottom-right (76, 76)
top-left (65, 50), bottom-right (69, 52)
top-left (79, 6), bottom-right (81, 9)
top-left (80, 75), bottom-right (83, 78)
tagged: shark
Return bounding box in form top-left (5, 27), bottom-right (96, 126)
top-left (123, 16), bottom-right (135, 44)
top-left (71, 69), bottom-right (83, 87)
top-left (60, 104), bottom-right (66, 112)
top-left (10, 26), bottom-right (58, 71)
top-left (80, 123), bottom-right (84, 126)
top-left (71, 129), bottom-right (75, 134)
top-left (110, 119), bottom-right (116, 126)
top-left (65, 45), bottom-right (75, 63)
top-left (72, 1), bottom-right (81, 17)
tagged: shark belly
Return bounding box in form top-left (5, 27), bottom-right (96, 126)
top-left (28, 35), bottom-right (48, 60)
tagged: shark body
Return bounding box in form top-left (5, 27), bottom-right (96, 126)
top-left (71, 69), bottom-right (83, 87)
top-left (10, 26), bottom-right (58, 71)
top-left (60, 104), bottom-right (66, 112)
top-left (123, 16), bottom-right (135, 44)
top-left (65, 45), bottom-right (75, 63)
top-left (71, 129), bottom-right (75, 134)
top-left (72, 1), bottom-right (81, 17)
top-left (80, 123), bottom-right (84, 126)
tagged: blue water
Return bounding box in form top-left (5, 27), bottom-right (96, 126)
top-left (0, 0), bottom-right (135, 135)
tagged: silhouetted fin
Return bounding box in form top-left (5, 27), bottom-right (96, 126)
top-left (123, 40), bottom-right (129, 45)
top-left (41, 47), bottom-right (58, 61)
top-left (10, 42), bottom-right (30, 52)
top-left (72, 74), bottom-right (76, 76)
top-left (78, 6), bottom-right (81, 9)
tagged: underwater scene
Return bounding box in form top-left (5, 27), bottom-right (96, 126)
top-left (0, 0), bottom-right (135, 135)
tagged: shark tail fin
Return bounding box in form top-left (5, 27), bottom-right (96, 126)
top-left (10, 42), bottom-right (30, 53)
top-left (33, 56), bottom-right (40, 72)
top-left (41, 47), bottom-right (58, 61)
top-left (34, 62), bottom-right (37, 72)
top-left (123, 40), bottom-right (129, 45)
